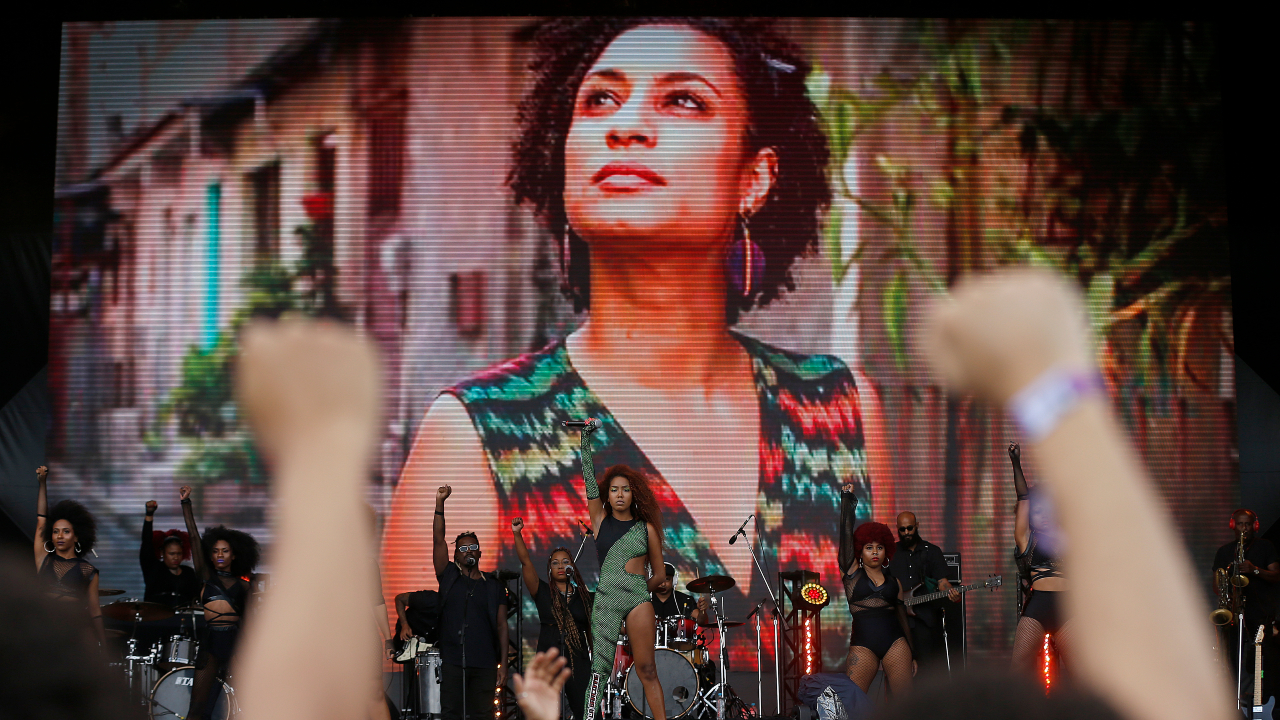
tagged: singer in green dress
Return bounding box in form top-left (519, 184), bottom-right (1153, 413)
top-left (577, 419), bottom-right (668, 720)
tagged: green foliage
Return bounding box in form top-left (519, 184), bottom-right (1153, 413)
top-left (156, 221), bottom-right (347, 488)
top-left (812, 20), bottom-right (1226, 392)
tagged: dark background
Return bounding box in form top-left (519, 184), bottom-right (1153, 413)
top-left (1, 9), bottom-right (1272, 551)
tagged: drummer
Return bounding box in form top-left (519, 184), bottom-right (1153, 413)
top-left (140, 499), bottom-right (200, 609)
top-left (651, 563), bottom-right (711, 626)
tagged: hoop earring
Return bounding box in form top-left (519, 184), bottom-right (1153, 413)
top-left (561, 225), bottom-right (572, 283)
top-left (75, 542), bottom-right (82, 554)
top-left (45, 542), bottom-right (55, 553)
top-left (726, 213), bottom-right (764, 298)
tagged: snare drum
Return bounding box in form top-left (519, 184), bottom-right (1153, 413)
top-left (658, 616), bottom-right (697, 651)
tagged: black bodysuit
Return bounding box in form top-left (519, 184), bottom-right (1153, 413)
top-left (1016, 528), bottom-right (1063, 631)
top-left (844, 567), bottom-right (906, 659)
top-left (38, 554), bottom-right (98, 610)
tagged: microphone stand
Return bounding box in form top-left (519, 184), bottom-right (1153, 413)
top-left (574, 522), bottom-right (592, 563)
top-left (734, 524), bottom-right (788, 715)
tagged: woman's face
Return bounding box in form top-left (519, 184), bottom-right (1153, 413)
top-left (860, 542), bottom-right (885, 569)
top-left (163, 541), bottom-right (185, 569)
top-left (211, 540), bottom-right (235, 572)
top-left (563, 24), bottom-right (766, 252)
top-left (608, 479), bottom-right (633, 514)
top-left (51, 519), bottom-right (76, 553)
top-left (549, 551), bottom-right (573, 582)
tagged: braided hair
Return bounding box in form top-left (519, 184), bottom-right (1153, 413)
top-left (546, 548), bottom-right (593, 670)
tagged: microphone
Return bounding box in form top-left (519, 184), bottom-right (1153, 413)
top-left (465, 556), bottom-right (477, 567)
top-left (565, 564), bottom-right (578, 587)
top-left (728, 514), bottom-right (754, 545)
top-left (563, 418), bottom-right (599, 429)
top-left (577, 518), bottom-right (593, 536)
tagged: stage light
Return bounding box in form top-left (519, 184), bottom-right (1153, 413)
top-left (804, 616), bottom-right (815, 675)
top-left (1043, 633), bottom-right (1052, 692)
top-left (797, 582), bottom-right (829, 610)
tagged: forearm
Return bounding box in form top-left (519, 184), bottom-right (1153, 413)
top-left (580, 431), bottom-right (598, 500)
top-left (1037, 400), bottom-right (1231, 720)
top-left (37, 478), bottom-right (48, 515)
top-left (1010, 459), bottom-right (1029, 498)
top-left (895, 605), bottom-right (914, 656)
top-left (141, 516), bottom-right (155, 566)
top-left (234, 435), bottom-right (378, 720)
top-left (497, 610), bottom-right (510, 669)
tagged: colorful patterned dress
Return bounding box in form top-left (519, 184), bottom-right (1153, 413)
top-left (446, 330), bottom-right (871, 669)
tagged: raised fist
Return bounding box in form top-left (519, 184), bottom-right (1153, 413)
top-left (179, 486), bottom-right (192, 501)
top-left (511, 517), bottom-right (525, 533)
top-left (436, 486), bottom-right (452, 503)
top-left (1008, 442), bottom-right (1021, 462)
top-left (146, 500), bottom-right (159, 514)
top-left (36, 466), bottom-right (48, 482)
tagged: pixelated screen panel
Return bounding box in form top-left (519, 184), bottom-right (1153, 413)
top-left (48, 18), bottom-right (1229, 671)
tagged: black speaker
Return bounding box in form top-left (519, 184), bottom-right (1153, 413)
top-left (942, 553), bottom-right (966, 669)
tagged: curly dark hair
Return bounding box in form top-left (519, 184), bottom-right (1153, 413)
top-left (852, 521), bottom-right (896, 562)
top-left (43, 500), bottom-right (97, 557)
top-left (598, 465), bottom-right (663, 551)
top-left (509, 17), bottom-right (831, 324)
top-left (201, 525), bottom-right (260, 577)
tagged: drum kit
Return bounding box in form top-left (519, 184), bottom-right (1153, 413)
top-left (100, 598), bottom-right (236, 719)
top-left (602, 574), bottom-right (754, 720)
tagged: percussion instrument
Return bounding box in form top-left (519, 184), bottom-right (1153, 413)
top-left (103, 600), bottom-right (174, 623)
top-left (685, 575), bottom-right (735, 595)
top-left (414, 647), bottom-right (443, 717)
top-left (698, 620), bottom-right (744, 629)
top-left (99, 587), bottom-right (126, 596)
top-left (657, 616), bottom-right (698, 651)
top-left (160, 636), bottom-right (198, 669)
top-left (149, 665), bottom-right (233, 719)
top-left (626, 648), bottom-right (699, 719)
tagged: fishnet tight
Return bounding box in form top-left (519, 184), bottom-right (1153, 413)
top-left (187, 652), bottom-right (224, 720)
top-left (1010, 616), bottom-right (1074, 674)
top-left (845, 638), bottom-right (913, 695)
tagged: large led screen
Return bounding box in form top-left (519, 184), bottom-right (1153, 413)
top-left (45, 18), bottom-right (1230, 675)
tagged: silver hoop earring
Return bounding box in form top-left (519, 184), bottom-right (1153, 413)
top-left (45, 542), bottom-right (55, 553)
top-left (561, 226), bottom-right (571, 281)
top-left (75, 542), bottom-right (82, 554)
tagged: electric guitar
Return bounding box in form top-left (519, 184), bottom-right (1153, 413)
top-left (1255, 624), bottom-right (1274, 720)
top-left (903, 575), bottom-right (1001, 616)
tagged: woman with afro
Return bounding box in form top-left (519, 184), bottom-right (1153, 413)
top-left (33, 465), bottom-right (104, 644)
top-left (180, 484), bottom-right (260, 720)
top-left (838, 485), bottom-right (914, 695)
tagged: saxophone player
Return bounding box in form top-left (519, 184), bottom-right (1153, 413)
top-left (1211, 509), bottom-right (1279, 711)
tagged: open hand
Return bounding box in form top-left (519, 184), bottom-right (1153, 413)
top-left (512, 648), bottom-right (571, 720)
top-left (398, 623), bottom-right (413, 643)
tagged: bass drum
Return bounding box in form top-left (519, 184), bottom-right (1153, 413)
top-left (149, 665), bottom-right (232, 719)
top-left (626, 648), bottom-right (699, 719)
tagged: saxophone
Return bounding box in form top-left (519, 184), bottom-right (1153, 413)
top-left (1211, 531), bottom-right (1249, 625)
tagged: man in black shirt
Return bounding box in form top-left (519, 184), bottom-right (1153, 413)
top-left (434, 485), bottom-right (509, 720)
top-left (1212, 509), bottom-right (1279, 709)
top-left (140, 500), bottom-right (200, 608)
top-left (651, 563), bottom-right (709, 623)
top-left (886, 512), bottom-right (958, 674)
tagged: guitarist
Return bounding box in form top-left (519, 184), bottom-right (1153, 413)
top-left (887, 511), bottom-right (959, 674)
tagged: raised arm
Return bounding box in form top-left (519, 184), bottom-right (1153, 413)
top-left (180, 485), bottom-right (208, 580)
top-left (141, 500), bottom-right (158, 573)
top-left (837, 484), bottom-right (859, 577)
top-left (511, 518), bottom-right (541, 595)
top-left (1009, 443), bottom-right (1031, 552)
top-left (34, 466), bottom-right (48, 570)
top-left (433, 485), bottom-right (451, 577)
top-left (578, 421), bottom-right (606, 533)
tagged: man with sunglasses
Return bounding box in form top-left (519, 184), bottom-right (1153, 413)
top-left (887, 512), bottom-right (958, 675)
top-left (434, 485), bottom-right (510, 720)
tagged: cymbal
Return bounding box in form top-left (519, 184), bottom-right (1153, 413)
top-left (686, 575), bottom-right (735, 594)
top-left (175, 604), bottom-right (205, 615)
top-left (104, 628), bottom-right (128, 638)
top-left (98, 588), bottom-right (125, 596)
top-left (102, 600), bottom-right (173, 622)
top-left (698, 620), bottom-right (745, 629)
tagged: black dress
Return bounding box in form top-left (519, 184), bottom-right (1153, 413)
top-left (532, 580), bottom-right (592, 720)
